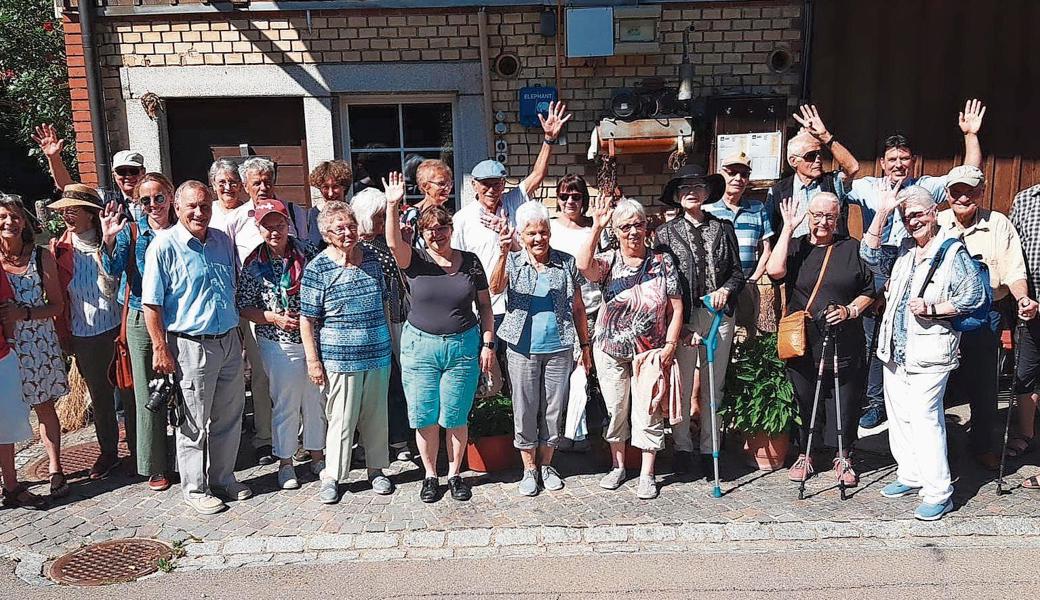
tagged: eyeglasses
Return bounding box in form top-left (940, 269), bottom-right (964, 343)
top-left (901, 208), bottom-right (934, 222)
top-left (617, 221), bottom-right (646, 233)
top-left (424, 225), bottom-right (452, 236)
top-left (216, 180), bottom-right (241, 189)
top-left (799, 150), bottom-right (822, 162)
top-left (115, 167), bottom-right (142, 177)
top-left (326, 224), bottom-right (358, 236)
top-left (808, 211), bottom-right (837, 223)
top-left (723, 168), bottom-right (751, 179)
top-left (558, 192), bottom-right (584, 203)
top-left (428, 179), bottom-right (453, 189)
top-left (139, 194), bottom-right (166, 207)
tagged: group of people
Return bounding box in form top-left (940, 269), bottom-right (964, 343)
top-left (1, 99), bottom-right (1038, 523)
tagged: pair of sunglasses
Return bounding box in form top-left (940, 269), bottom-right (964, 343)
top-left (140, 194), bottom-right (167, 207)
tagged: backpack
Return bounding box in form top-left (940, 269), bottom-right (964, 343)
top-left (916, 237), bottom-right (995, 332)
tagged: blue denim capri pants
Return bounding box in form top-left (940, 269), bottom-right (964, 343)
top-left (400, 322), bottom-right (481, 429)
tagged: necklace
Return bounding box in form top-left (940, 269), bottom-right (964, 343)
top-left (0, 244), bottom-right (27, 267)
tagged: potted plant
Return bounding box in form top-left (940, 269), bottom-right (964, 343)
top-left (720, 333), bottom-right (799, 471)
top-left (465, 393), bottom-right (518, 473)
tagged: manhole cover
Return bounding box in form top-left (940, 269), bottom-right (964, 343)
top-left (49, 539), bottom-right (173, 586)
top-left (27, 440), bottom-right (130, 481)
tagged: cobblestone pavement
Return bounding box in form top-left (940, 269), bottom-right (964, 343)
top-left (2, 400), bottom-right (1039, 585)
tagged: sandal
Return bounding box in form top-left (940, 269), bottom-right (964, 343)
top-left (1022, 476), bottom-right (1040, 490)
top-left (1005, 435), bottom-right (1035, 459)
top-left (49, 472), bottom-right (70, 498)
top-left (2, 484), bottom-right (48, 510)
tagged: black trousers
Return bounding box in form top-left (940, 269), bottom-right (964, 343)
top-left (945, 316), bottom-right (1001, 455)
top-left (787, 341), bottom-right (864, 451)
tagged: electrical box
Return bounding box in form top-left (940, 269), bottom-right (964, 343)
top-left (566, 7), bottom-right (614, 58)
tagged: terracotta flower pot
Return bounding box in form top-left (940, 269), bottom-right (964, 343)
top-left (465, 434), bottom-right (517, 473)
top-left (742, 431), bottom-right (790, 471)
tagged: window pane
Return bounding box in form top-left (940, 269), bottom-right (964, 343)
top-left (349, 105), bottom-right (400, 149)
top-left (351, 150), bottom-right (401, 195)
top-left (402, 103), bottom-right (453, 149)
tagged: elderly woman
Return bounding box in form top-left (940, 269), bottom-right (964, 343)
top-left (300, 201), bottom-right (393, 504)
top-left (861, 184), bottom-right (987, 521)
top-left (99, 173), bottom-right (177, 491)
top-left (0, 194), bottom-right (67, 497)
top-left (767, 193), bottom-right (875, 487)
top-left (307, 160), bottom-right (353, 247)
top-left (352, 188), bottom-right (411, 460)
top-left (49, 184), bottom-right (123, 480)
top-left (489, 202), bottom-right (592, 496)
top-left (577, 197), bottom-right (684, 500)
top-left (401, 159), bottom-right (453, 248)
top-left (0, 271), bottom-right (46, 508)
top-left (208, 158), bottom-right (245, 231)
top-left (385, 173), bottom-right (496, 503)
top-left (653, 165), bottom-right (744, 477)
top-left (238, 199), bottom-right (325, 491)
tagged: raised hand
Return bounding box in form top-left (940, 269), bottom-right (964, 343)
top-left (589, 194), bottom-right (614, 230)
top-left (31, 123), bottom-right (65, 158)
top-left (778, 197), bottom-right (805, 233)
top-left (538, 100), bottom-right (572, 141)
top-left (100, 201), bottom-right (126, 246)
top-left (792, 104), bottom-right (830, 142)
top-left (877, 177), bottom-right (904, 214)
top-left (958, 99), bottom-right (986, 135)
top-left (497, 223), bottom-right (515, 252)
top-left (382, 171), bottom-right (406, 211)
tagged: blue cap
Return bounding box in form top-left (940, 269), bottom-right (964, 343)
top-left (471, 160), bottom-right (507, 180)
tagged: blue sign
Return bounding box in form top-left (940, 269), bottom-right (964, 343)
top-left (519, 86), bottom-right (558, 128)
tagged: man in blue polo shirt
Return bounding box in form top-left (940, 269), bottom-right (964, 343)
top-left (705, 152), bottom-right (773, 334)
top-left (142, 180), bottom-right (250, 515)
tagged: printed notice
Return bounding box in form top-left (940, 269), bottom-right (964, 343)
top-left (716, 132), bottom-right (783, 180)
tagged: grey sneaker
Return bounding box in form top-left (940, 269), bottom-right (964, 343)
top-left (636, 474), bottom-right (658, 500)
top-left (318, 478), bottom-right (340, 504)
top-left (540, 465), bottom-right (564, 491)
top-left (518, 469), bottom-right (539, 496)
top-left (212, 481), bottom-right (253, 502)
top-left (369, 472), bottom-right (395, 495)
top-left (278, 464), bottom-right (300, 490)
top-left (599, 467), bottom-right (627, 490)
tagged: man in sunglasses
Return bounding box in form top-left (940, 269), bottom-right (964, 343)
top-left (766, 104), bottom-right (860, 242)
top-left (847, 99), bottom-right (986, 431)
top-left (32, 124), bottom-right (146, 220)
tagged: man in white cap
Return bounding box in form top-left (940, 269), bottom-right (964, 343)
top-left (937, 165), bottom-right (1035, 470)
top-left (704, 152), bottom-right (773, 334)
top-left (31, 123), bottom-right (146, 220)
top-left (452, 101), bottom-right (571, 329)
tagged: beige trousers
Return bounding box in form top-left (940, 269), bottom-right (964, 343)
top-left (320, 367), bottom-right (390, 483)
top-left (593, 346), bottom-right (664, 451)
top-left (673, 308), bottom-right (736, 454)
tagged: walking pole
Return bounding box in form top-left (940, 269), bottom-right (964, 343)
top-left (998, 320), bottom-right (1026, 495)
top-left (830, 321), bottom-right (850, 501)
top-left (701, 295), bottom-right (725, 498)
top-left (799, 332), bottom-right (832, 500)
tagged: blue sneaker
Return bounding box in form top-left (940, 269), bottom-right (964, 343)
top-left (914, 499), bottom-right (954, 521)
top-left (880, 481), bottom-right (921, 498)
top-left (859, 403), bottom-right (887, 429)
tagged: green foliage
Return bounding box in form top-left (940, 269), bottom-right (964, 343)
top-left (468, 393), bottom-right (514, 439)
top-left (0, 0), bottom-right (77, 174)
top-left (43, 209), bottom-right (65, 237)
top-left (720, 333), bottom-right (799, 436)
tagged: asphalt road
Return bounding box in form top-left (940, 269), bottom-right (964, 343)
top-left (5, 539), bottom-right (1037, 600)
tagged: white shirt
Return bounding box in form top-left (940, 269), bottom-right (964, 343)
top-left (451, 187), bottom-right (530, 314)
top-left (69, 249), bottom-right (121, 337)
top-left (549, 219), bottom-right (602, 313)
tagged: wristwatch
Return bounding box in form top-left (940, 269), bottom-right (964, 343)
top-left (482, 341), bottom-right (495, 350)
top-left (543, 137), bottom-right (560, 146)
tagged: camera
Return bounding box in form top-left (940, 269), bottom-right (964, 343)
top-left (146, 376), bottom-right (177, 413)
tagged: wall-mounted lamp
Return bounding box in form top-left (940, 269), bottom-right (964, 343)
top-left (677, 27), bottom-right (694, 101)
top-left (540, 8), bottom-right (557, 37)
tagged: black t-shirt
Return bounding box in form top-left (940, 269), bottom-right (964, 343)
top-left (774, 235), bottom-right (874, 360)
top-left (403, 247), bottom-right (488, 335)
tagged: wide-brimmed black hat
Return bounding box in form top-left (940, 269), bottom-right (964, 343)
top-left (658, 164), bottom-right (725, 207)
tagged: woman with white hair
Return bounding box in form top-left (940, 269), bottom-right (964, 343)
top-left (488, 202), bottom-right (592, 496)
top-left (401, 160), bottom-right (453, 247)
top-left (208, 158), bottom-right (245, 230)
top-left (352, 187), bottom-right (412, 461)
top-left (861, 184), bottom-right (986, 521)
top-left (576, 197), bottom-right (684, 500)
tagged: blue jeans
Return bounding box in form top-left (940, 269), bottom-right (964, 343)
top-left (400, 323), bottom-right (480, 429)
top-left (862, 273), bottom-right (887, 408)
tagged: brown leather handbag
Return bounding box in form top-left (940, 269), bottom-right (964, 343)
top-left (108, 224), bottom-right (137, 390)
top-left (776, 245), bottom-right (833, 360)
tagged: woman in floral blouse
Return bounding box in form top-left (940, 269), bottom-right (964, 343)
top-left (237, 199), bottom-right (325, 491)
top-left (577, 198), bottom-right (684, 500)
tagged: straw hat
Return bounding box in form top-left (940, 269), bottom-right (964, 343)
top-left (47, 183), bottom-right (104, 211)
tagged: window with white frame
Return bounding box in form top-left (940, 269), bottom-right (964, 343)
top-left (344, 100), bottom-right (455, 205)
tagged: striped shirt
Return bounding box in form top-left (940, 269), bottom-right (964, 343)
top-left (300, 247), bottom-right (391, 373)
top-left (705, 199), bottom-right (773, 276)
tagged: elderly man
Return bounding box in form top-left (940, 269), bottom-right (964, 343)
top-left (452, 101), bottom-right (570, 326)
top-left (704, 152), bottom-right (773, 334)
top-left (142, 181), bottom-right (250, 514)
top-left (1009, 182), bottom-right (1040, 488)
top-left (32, 124), bottom-right (146, 220)
top-left (849, 99), bottom-right (987, 430)
top-left (937, 165), bottom-right (1033, 469)
top-left (766, 104), bottom-right (860, 239)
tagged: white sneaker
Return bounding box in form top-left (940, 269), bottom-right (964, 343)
top-left (599, 467), bottom-right (627, 490)
top-left (278, 464), bottom-right (300, 490)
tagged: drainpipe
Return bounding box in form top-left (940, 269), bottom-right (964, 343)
top-left (79, 0), bottom-right (112, 190)
top-left (799, 0), bottom-right (815, 102)
top-left (477, 9), bottom-right (494, 158)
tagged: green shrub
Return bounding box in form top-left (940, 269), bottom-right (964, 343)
top-left (720, 333), bottom-right (799, 436)
top-left (468, 393), bottom-right (514, 439)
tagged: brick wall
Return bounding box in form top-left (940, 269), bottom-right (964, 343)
top-left (76, 1), bottom-right (803, 206)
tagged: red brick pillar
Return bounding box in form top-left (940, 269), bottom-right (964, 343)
top-left (62, 13), bottom-right (98, 187)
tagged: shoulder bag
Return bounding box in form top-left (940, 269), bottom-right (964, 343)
top-left (776, 244), bottom-right (833, 360)
top-left (108, 223), bottom-right (138, 390)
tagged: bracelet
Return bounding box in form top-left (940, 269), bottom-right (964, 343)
top-left (847, 304), bottom-right (859, 319)
top-left (928, 304), bottom-right (937, 317)
top-left (543, 137), bottom-right (559, 146)
top-left (664, 340), bottom-right (678, 347)
top-left (579, 341), bottom-right (591, 348)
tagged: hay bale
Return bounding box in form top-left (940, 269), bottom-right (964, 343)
top-left (56, 357), bottom-right (91, 432)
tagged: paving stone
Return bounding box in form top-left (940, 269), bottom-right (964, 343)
top-left (632, 525), bottom-right (677, 542)
top-left (354, 533), bottom-right (399, 549)
top-left (493, 529), bottom-right (538, 546)
top-left (676, 524), bottom-right (726, 542)
top-left (814, 521), bottom-right (863, 539)
top-left (446, 529), bottom-right (493, 547)
top-left (405, 548), bottom-right (454, 559)
top-left (358, 548), bottom-right (407, 561)
top-left (185, 541), bottom-right (223, 556)
top-left (724, 522), bottom-right (771, 541)
top-left (540, 527), bottom-right (583, 544)
top-left (584, 526), bottom-right (630, 543)
top-left (223, 537), bottom-right (266, 555)
top-left (771, 522), bottom-right (817, 540)
top-left (316, 550), bottom-right (361, 562)
top-left (403, 531), bottom-right (445, 548)
top-left (264, 536), bottom-right (304, 553)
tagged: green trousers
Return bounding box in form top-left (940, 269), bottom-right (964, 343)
top-left (126, 307), bottom-right (169, 475)
top-left (71, 327), bottom-right (122, 457)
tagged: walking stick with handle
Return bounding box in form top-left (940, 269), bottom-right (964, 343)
top-left (831, 323), bottom-right (850, 501)
top-left (798, 332), bottom-right (831, 500)
top-left (701, 295), bottom-right (725, 498)
top-left (998, 320), bottom-right (1027, 495)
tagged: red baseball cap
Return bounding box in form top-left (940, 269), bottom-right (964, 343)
top-left (252, 198), bottom-right (289, 224)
